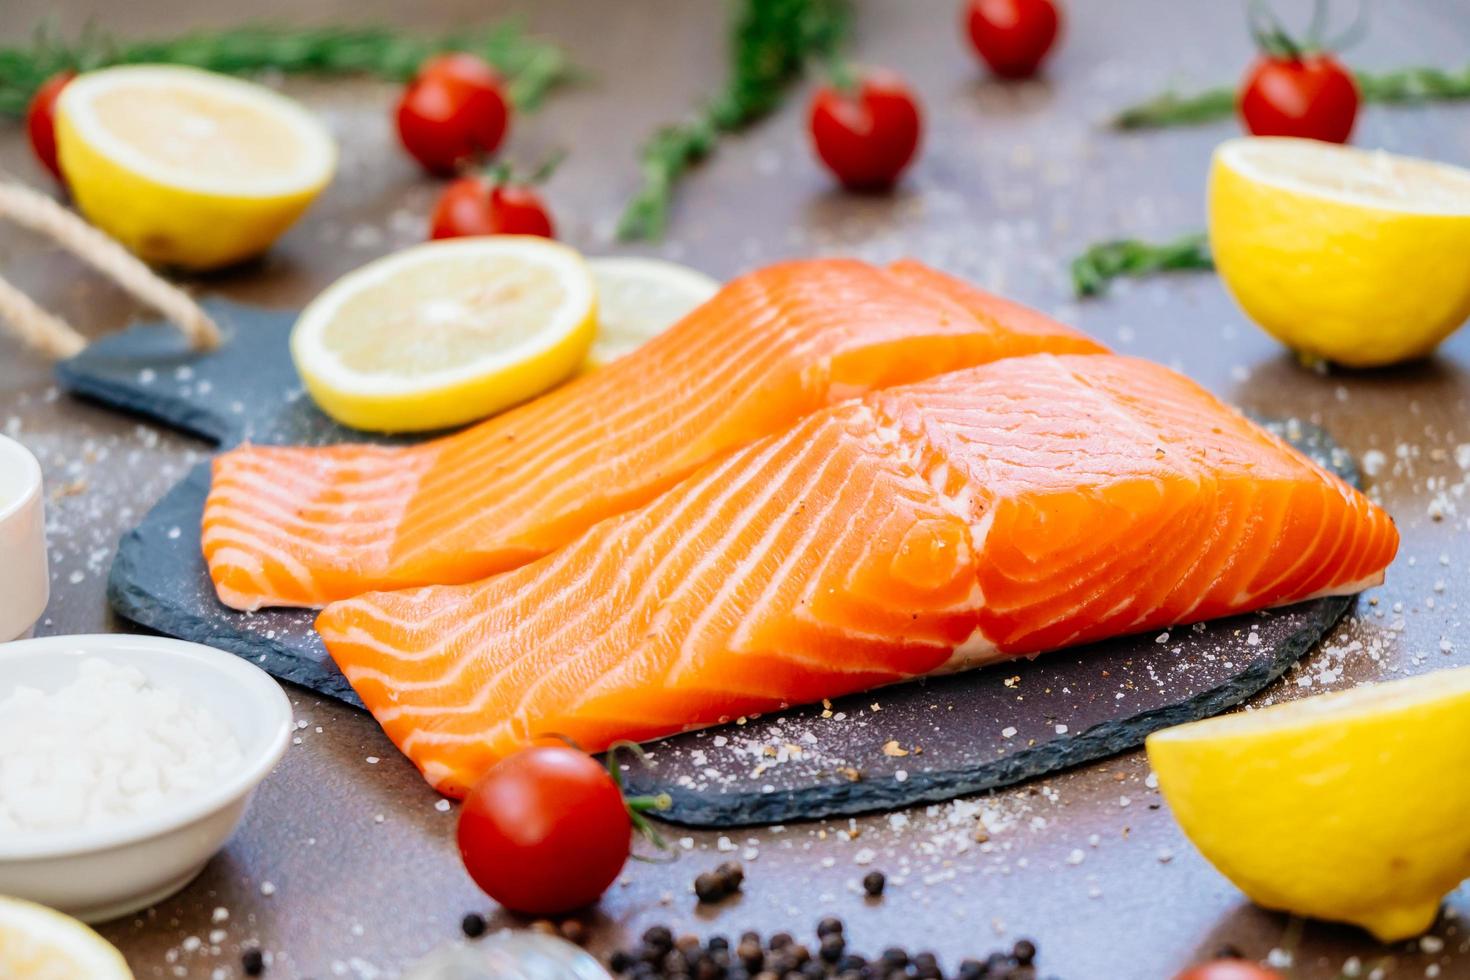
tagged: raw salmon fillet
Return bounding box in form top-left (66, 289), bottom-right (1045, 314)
top-left (204, 259), bottom-right (1104, 610)
top-left (317, 354), bottom-right (1398, 797)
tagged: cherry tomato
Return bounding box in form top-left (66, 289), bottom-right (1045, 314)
top-left (429, 176), bottom-right (555, 240)
top-left (965, 0), bottom-right (1062, 79)
top-left (26, 71), bottom-right (74, 182)
top-left (1174, 960), bottom-right (1284, 980)
top-left (456, 746), bottom-right (630, 916)
top-left (808, 70), bottom-right (923, 192)
top-left (1239, 53), bottom-right (1359, 143)
top-left (396, 53), bottom-right (511, 176)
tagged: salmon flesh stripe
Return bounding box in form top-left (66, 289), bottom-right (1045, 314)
top-left (204, 258), bottom-right (1106, 610)
top-left (316, 354), bottom-right (1399, 798)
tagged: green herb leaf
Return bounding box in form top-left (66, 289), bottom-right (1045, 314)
top-left (1355, 62), bottom-right (1470, 103)
top-left (605, 740), bottom-right (676, 862)
top-left (1111, 62), bottom-right (1470, 129)
top-left (1070, 232), bottom-right (1213, 298)
top-left (617, 0), bottom-right (852, 242)
top-left (0, 20), bottom-right (578, 117)
top-left (1110, 87), bottom-right (1238, 129)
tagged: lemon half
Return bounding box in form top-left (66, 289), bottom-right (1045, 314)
top-left (1147, 666), bottom-right (1470, 941)
top-left (1209, 137), bottom-right (1470, 368)
top-left (55, 65), bottom-right (336, 270)
top-left (0, 895), bottom-right (133, 979)
top-left (290, 236), bottom-right (597, 433)
top-left (584, 257), bottom-right (719, 368)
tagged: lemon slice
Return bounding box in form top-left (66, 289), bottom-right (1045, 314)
top-left (291, 237), bottom-right (597, 432)
top-left (0, 896), bottom-right (133, 979)
top-left (584, 257), bottom-right (720, 368)
top-left (1209, 137), bottom-right (1470, 367)
top-left (54, 65), bottom-right (336, 270)
top-left (1146, 666), bottom-right (1470, 941)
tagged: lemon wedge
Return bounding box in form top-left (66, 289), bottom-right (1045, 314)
top-left (584, 257), bottom-right (719, 368)
top-left (1209, 137), bottom-right (1470, 368)
top-left (291, 237), bottom-right (597, 432)
top-left (1146, 666), bottom-right (1470, 941)
top-left (0, 895), bottom-right (133, 979)
top-left (54, 65), bottom-right (336, 270)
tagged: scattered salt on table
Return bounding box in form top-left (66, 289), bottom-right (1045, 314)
top-left (0, 657), bottom-right (243, 833)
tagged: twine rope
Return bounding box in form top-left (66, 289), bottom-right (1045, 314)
top-left (0, 180), bottom-right (221, 359)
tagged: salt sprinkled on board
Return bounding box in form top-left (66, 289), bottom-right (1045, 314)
top-left (0, 658), bottom-right (243, 833)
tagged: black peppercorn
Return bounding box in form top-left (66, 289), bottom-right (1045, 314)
top-left (460, 912), bottom-right (487, 939)
top-left (717, 860), bottom-right (745, 890)
top-left (695, 871), bottom-right (728, 903)
top-left (861, 871), bottom-right (886, 897)
top-left (765, 951), bottom-right (796, 975)
top-left (607, 917), bottom-right (1045, 979)
top-left (241, 948), bottom-right (266, 977)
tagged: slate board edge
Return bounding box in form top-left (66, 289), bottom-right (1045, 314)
top-left (109, 545), bottom-right (365, 706)
top-left (52, 298), bottom-right (273, 448)
top-left (635, 594), bottom-right (1351, 828)
top-left (55, 359), bottom-right (237, 447)
top-left (106, 463), bottom-right (363, 706)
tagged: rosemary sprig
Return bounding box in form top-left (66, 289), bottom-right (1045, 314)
top-left (0, 21), bottom-right (577, 117)
top-left (1356, 62), bottom-right (1470, 103)
top-left (1111, 63), bottom-right (1470, 129)
top-left (617, 0), bottom-right (851, 242)
top-left (606, 741), bottom-right (675, 863)
top-left (1111, 88), bottom-right (1238, 129)
top-left (1070, 232), bottom-right (1213, 298)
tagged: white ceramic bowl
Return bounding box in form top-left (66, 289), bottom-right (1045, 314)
top-left (0, 434), bottom-right (47, 642)
top-left (0, 635), bottom-right (293, 923)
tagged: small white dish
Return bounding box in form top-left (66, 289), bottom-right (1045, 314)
top-left (0, 434), bottom-right (48, 642)
top-left (0, 634), bottom-right (293, 923)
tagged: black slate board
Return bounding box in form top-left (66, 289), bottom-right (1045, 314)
top-left (622, 595), bottom-right (1350, 826)
top-left (60, 308), bottom-right (1362, 825)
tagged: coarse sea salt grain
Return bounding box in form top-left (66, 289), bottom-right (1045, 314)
top-left (0, 658), bottom-right (243, 834)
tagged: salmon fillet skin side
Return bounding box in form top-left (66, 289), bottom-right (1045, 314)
top-left (202, 258), bottom-right (1106, 611)
top-left (316, 354), bottom-right (1399, 798)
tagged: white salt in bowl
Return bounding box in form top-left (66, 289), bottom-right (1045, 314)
top-left (0, 634), bottom-right (292, 923)
top-left (0, 434), bottom-right (48, 642)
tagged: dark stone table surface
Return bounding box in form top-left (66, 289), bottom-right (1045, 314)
top-left (2, 1), bottom-right (1467, 976)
